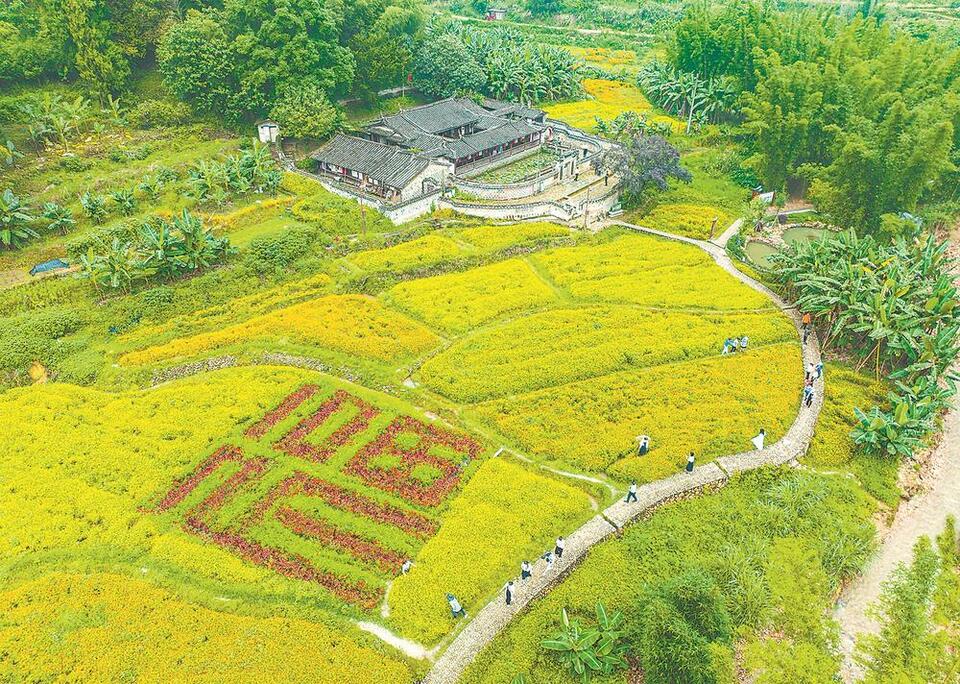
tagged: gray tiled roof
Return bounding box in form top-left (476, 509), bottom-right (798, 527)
top-left (311, 134), bottom-right (429, 188)
top-left (379, 98), bottom-right (486, 136)
top-left (481, 99), bottom-right (545, 121)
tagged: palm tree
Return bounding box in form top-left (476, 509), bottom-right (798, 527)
top-left (0, 189), bottom-right (38, 249)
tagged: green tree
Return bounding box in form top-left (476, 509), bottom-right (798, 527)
top-left (269, 85), bottom-right (344, 139)
top-left (158, 9), bottom-right (238, 117)
top-left (413, 32), bottom-right (485, 98)
top-left (857, 537), bottom-right (944, 682)
top-left (527, 0), bottom-right (562, 16)
top-left (632, 571), bottom-right (733, 684)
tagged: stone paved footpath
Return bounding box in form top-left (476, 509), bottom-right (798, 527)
top-left (422, 220), bottom-right (824, 684)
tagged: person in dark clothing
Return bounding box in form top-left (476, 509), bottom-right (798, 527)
top-left (685, 452), bottom-right (695, 472)
top-left (505, 581), bottom-right (514, 605)
top-left (520, 560), bottom-right (532, 581)
top-left (625, 481), bottom-right (638, 503)
top-left (555, 536), bottom-right (565, 559)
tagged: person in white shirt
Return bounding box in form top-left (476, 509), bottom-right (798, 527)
top-left (625, 481), bottom-right (638, 503)
top-left (751, 428), bottom-right (765, 450)
top-left (554, 536), bottom-right (566, 560)
top-left (520, 560), bottom-right (532, 581)
top-left (401, 559), bottom-right (412, 574)
top-left (447, 593), bottom-right (466, 618)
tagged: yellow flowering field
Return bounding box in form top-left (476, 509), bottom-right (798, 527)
top-left (387, 458), bottom-right (592, 643)
top-left (453, 221), bottom-right (571, 254)
top-left (347, 234), bottom-right (466, 273)
top-left (471, 343), bottom-right (802, 481)
top-left (565, 46), bottom-right (638, 70)
top-left (531, 233), bottom-right (773, 310)
top-left (419, 305), bottom-right (796, 402)
top-left (383, 258), bottom-right (558, 335)
top-left (120, 294), bottom-right (438, 366)
top-left (118, 272), bottom-right (334, 349)
top-left (638, 203), bottom-right (734, 240)
top-left (544, 79), bottom-right (679, 132)
top-left (0, 572), bottom-right (413, 682)
top-left (0, 363), bottom-right (597, 661)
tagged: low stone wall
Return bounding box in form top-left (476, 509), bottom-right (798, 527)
top-left (439, 197), bottom-right (575, 222)
top-left (452, 171), bottom-right (559, 201)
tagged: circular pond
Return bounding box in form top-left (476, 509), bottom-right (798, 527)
top-left (746, 225), bottom-right (832, 267)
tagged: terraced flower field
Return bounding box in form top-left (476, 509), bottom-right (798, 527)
top-left (1, 222), bottom-right (802, 680)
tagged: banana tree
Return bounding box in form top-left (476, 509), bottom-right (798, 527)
top-left (0, 188), bottom-right (38, 249)
top-left (541, 603), bottom-right (628, 682)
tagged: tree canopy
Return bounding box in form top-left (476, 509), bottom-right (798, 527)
top-left (658, 1), bottom-right (960, 233)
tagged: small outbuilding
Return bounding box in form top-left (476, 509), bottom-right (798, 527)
top-left (485, 8), bottom-right (507, 20)
top-left (256, 120), bottom-right (280, 144)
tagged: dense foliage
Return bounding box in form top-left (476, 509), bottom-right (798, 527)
top-left (460, 468), bottom-right (876, 683)
top-left (771, 230), bottom-right (960, 457)
top-left (158, 0), bottom-right (423, 122)
top-left (79, 209), bottom-right (232, 291)
top-left (856, 520), bottom-right (960, 681)
top-left (414, 20), bottom-right (582, 103)
top-left (659, 2), bottom-right (960, 232)
top-left (1, 0), bottom-right (170, 95)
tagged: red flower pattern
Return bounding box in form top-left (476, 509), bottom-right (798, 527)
top-left (184, 516), bottom-right (381, 608)
top-left (345, 416), bottom-right (482, 507)
top-left (153, 445), bottom-right (244, 512)
top-left (246, 472), bottom-right (437, 539)
top-left (148, 384), bottom-right (482, 602)
top-left (275, 505), bottom-right (406, 573)
top-left (274, 390), bottom-right (380, 462)
top-left (244, 384), bottom-right (320, 439)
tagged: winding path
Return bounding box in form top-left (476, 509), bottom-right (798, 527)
top-left (421, 221), bottom-right (825, 684)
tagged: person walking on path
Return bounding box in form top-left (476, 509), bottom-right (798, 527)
top-left (803, 383), bottom-right (815, 408)
top-left (806, 362), bottom-right (816, 382)
top-left (625, 480), bottom-right (638, 503)
top-left (555, 536), bottom-right (566, 560)
top-left (635, 435), bottom-right (650, 456)
top-left (520, 560), bottom-right (532, 581)
top-left (752, 428), bottom-right (765, 450)
top-left (447, 593), bottom-right (466, 618)
top-left (686, 452), bottom-right (696, 472)
top-left (802, 312), bottom-right (812, 331)
top-left (815, 360), bottom-right (823, 380)
top-left (505, 581), bottom-right (514, 606)
top-left (542, 550), bottom-right (554, 573)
